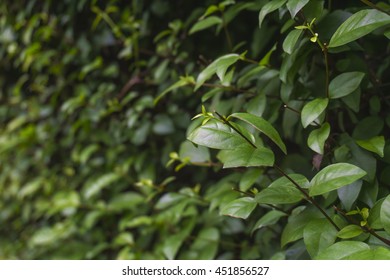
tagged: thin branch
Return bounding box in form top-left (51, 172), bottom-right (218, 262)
top-left (334, 206), bottom-right (390, 247)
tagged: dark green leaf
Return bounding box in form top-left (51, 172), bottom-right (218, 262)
top-left (283, 29), bottom-right (303, 54)
top-left (230, 112), bottom-right (287, 154)
top-left (252, 210), bottom-right (287, 233)
top-left (337, 225), bottom-right (363, 239)
top-left (301, 98), bottom-right (328, 128)
top-left (258, 0), bottom-right (287, 28)
top-left (329, 72), bottom-right (365, 99)
top-left (356, 136), bottom-right (385, 157)
top-left (222, 144), bottom-right (274, 168)
top-left (303, 219), bottom-right (338, 258)
top-left (381, 195), bottom-right (390, 235)
top-left (368, 198), bottom-right (385, 229)
top-left (286, 0), bottom-right (310, 19)
top-left (309, 163), bottom-right (366, 196)
top-left (337, 180), bottom-right (363, 211)
top-left (195, 54), bottom-right (241, 91)
top-left (255, 174), bottom-right (307, 204)
top-left (187, 120), bottom-right (247, 150)
top-left (189, 16), bottom-right (223, 35)
top-left (307, 122), bottom-right (330, 154)
top-left (329, 9), bottom-right (390, 48)
top-left (315, 241), bottom-right (370, 260)
top-left (220, 197), bottom-right (257, 219)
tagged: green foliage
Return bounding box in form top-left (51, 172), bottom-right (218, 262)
top-left (1, 0), bottom-right (390, 260)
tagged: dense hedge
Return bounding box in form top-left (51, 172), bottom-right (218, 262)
top-left (1, 0), bottom-right (390, 259)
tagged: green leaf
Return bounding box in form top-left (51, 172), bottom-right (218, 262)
top-left (309, 163), bottom-right (366, 196)
top-left (307, 122), bottom-right (330, 154)
top-left (315, 241), bottom-right (370, 260)
top-left (337, 225), bottom-right (364, 239)
top-left (368, 197), bottom-right (385, 229)
top-left (329, 72), bottom-right (365, 99)
top-left (281, 206), bottom-right (323, 247)
top-left (303, 219), bottom-right (338, 258)
top-left (380, 195), bottom-right (390, 235)
top-left (230, 112), bottom-right (287, 154)
top-left (195, 54), bottom-right (241, 91)
top-left (189, 16), bottom-right (223, 35)
top-left (179, 141), bottom-right (210, 163)
top-left (286, 0), bottom-right (310, 19)
top-left (252, 210), bottom-right (287, 233)
top-left (258, 0), bottom-right (287, 28)
top-left (255, 174), bottom-right (307, 204)
top-left (187, 120), bottom-right (247, 150)
top-left (356, 136), bottom-right (385, 157)
top-left (301, 98), bottom-right (328, 128)
top-left (239, 168), bottom-right (262, 191)
top-left (344, 247), bottom-right (390, 260)
top-left (220, 197), bottom-right (257, 219)
top-left (154, 77), bottom-right (193, 105)
top-left (222, 145), bottom-right (274, 168)
top-left (283, 29), bottom-right (303, 54)
top-left (329, 9), bottom-right (390, 48)
top-left (337, 180), bottom-right (363, 211)
top-left (83, 173), bottom-right (121, 200)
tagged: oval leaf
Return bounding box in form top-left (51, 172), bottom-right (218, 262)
top-left (329, 9), bottom-right (390, 48)
top-left (286, 0), bottom-right (310, 19)
top-left (380, 194), bottom-right (390, 235)
top-left (258, 0), bottom-right (287, 28)
top-left (315, 241), bottom-right (370, 260)
top-left (303, 219), bottom-right (338, 258)
top-left (220, 197), bottom-right (257, 219)
top-left (187, 120), bottom-right (247, 150)
top-left (301, 98), bottom-right (328, 128)
top-left (356, 136), bottom-right (385, 157)
top-left (252, 210), bottom-right (287, 233)
top-left (337, 225), bottom-right (364, 239)
top-left (230, 112), bottom-right (287, 154)
top-left (309, 163), bottom-right (366, 196)
top-left (283, 29), bottom-right (303, 54)
top-left (222, 145), bottom-right (274, 168)
top-left (189, 16), bottom-right (223, 35)
top-left (307, 122), bottom-right (330, 154)
top-left (195, 54), bottom-right (240, 91)
top-left (256, 174), bottom-right (308, 204)
top-left (329, 72), bottom-right (365, 99)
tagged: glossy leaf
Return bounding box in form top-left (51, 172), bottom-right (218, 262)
top-left (337, 225), bottom-right (363, 239)
top-left (309, 163), bottom-right (366, 196)
top-left (329, 72), bottom-right (365, 99)
top-left (252, 210), bottom-right (287, 233)
top-left (195, 54), bottom-right (241, 91)
top-left (329, 9), bottom-right (390, 48)
top-left (315, 241), bottom-right (370, 260)
top-left (381, 195), bottom-right (390, 235)
top-left (344, 247), bottom-right (390, 260)
top-left (255, 174), bottom-right (308, 204)
top-left (189, 16), bottom-right (223, 35)
top-left (154, 77), bottom-right (194, 105)
top-left (283, 29), bottom-right (303, 54)
top-left (222, 145), bottom-right (274, 168)
top-left (368, 198), bottom-right (385, 229)
top-left (337, 180), bottom-right (363, 211)
top-left (286, 0), bottom-right (310, 19)
top-left (230, 112), bottom-right (287, 154)
top-left (187, 120), bottom-right (247, 150)
top-left (356, 136), bottom-right (385, 157)
top-left (258, 0), bottom-right (287, 28)
top-left (303, 219), bottom-right (338, 258)
top-left (301, 98), bottom-right (328, 128)
top-left (307, 122), bottom-right (330, 154)
top-left (220, 197), bottom-right (257, 219)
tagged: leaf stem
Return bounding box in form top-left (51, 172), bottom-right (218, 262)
top-left (215, 111), bottom-right (340, 231)
top-left (273, 165), bottom-right (340, 231)
top-left (360, 0), bottom-right (390, 16)
top-left (334, 206), bottom-right (390, 247)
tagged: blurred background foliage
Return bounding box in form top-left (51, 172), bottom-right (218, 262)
top-left (0, 0), bottom-right (389, 259)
